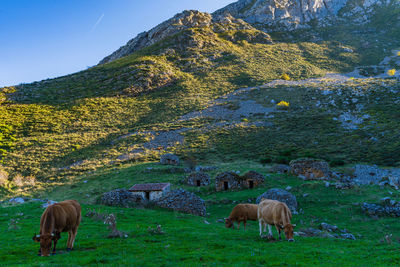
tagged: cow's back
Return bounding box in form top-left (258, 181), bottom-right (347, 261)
top-left (258, 199), bottom-right (291, 225)
top-left (42, 200), bottom-right (81, 233)
top-left (241, 204), bottom-right (258, 220)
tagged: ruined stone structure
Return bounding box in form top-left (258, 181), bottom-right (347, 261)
top-left (129, 183), bottom-right (170, 202)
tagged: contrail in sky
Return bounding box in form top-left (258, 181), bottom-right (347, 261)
top-left (91, 14), bottom-right (105, 32)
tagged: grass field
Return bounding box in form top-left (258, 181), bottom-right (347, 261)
top-left (2, 161), bottom-right (400, 266)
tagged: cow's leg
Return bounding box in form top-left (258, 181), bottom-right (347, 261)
top-left (237, 221), bottom-right (240, 230)
top-left (38, 248), bottom-right (41, 256)
top-left (70, 228), bottom-right (78, 249)
top-left (66, 231), bottom-right (72, 251)
top-left (243, 219), bottom-right (247, 231)
top-left (275, 225), bottom-right (282, 240)
top-left (259, 220), bottom-right (263, 237)
top-left (52, 237), bottom-right (59, 255)
top-left (267, 225), bottom-right (273, 239)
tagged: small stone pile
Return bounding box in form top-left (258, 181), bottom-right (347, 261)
top-left (290, 158), bottom-right (330, 180)
top-left (256, 188), bottom-right (298, 213)
top-left (296, 222), bottom-right (356, 240)
top-left (156, 189), bottom-right (206, 216)
top-left (101, 189), bottom-right (145, 207)
top-left (362, 197), bottom-right (400, 217)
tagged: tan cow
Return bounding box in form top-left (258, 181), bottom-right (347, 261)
top-left (225, 204), bottom-right (258, 230)
top-left (33, 200), bottom-right (81, 256)
top-left (258, 199), bottom-right (296, 241)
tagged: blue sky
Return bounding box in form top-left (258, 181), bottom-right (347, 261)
top-left (0, 0), bottom-right (234, 87)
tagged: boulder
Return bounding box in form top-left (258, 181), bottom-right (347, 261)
top-left (101, 189), bottom-right (146, 207)
top-left (270, 164), bottom-right (291, 174)
top-left (156, 189), bottom-right (206, 216)
top-left (290, 158), bottom-right (330, 179)
top-left (9, 197), bottom-right (25, 204)
top-left (256, 188), bottom-right (298, 213)
top-left (187, 172), bottom-right (211, 186)
top-left (42, 200), bottom-right (58, 209)
top-left (160, 153), bottom-right (180, 166)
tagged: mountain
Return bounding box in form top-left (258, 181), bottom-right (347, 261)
top-left (0, 0), bottom-right (399, 198)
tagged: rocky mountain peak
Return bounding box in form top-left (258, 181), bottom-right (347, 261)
top-left (213, 0), bottom-right (387, 29)
top-left (99, 9), bottom-right (268, 65)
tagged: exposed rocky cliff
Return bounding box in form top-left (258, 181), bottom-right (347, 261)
top-left (213, 0), bottom-right (392, 29)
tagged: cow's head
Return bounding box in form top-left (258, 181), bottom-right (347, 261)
top-left (224, 218), bottom-right (234, 229)
top-left (32, 233), bottom-right (56, 256)
top-left (282, 224), bottom-right (296, 242)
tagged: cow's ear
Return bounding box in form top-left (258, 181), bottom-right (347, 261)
top-left (33, 234), bottom-right (40, 242)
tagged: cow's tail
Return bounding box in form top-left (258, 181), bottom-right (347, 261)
top-left (281, 206), bottom-right (289, 226)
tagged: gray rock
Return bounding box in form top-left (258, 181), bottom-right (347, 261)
top-left (42, 200), bottom-right (58, 209)
top-left (160, 153), bottom-right (180, 166)
top-left (270, 164), bottom-right (291, 174)
top-left (256, 188), bottom-right (297, 213)
top-left (156, 189), bottom-right (206, 216)
top-left (9, 197), bottom-right (25, 204)
top-left (320, 222), bottom-right (338, 232)
top-left (362, 202), bottom-right (400, 217)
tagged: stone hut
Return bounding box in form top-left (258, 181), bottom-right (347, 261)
top-left (160, 154), bottom-right (180, 165)
top-left (187, 172), bottom-right (211, 187)
top-left (215, 171), bottom-right (265, 191)
top-left (215, 172), bottom-right (242, 191)
top-left (129, 183), bottom-right (170, 202)
top-left (241, 171), bottom-right (265, 189)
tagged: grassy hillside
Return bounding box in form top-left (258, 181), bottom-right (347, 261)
top-left (2, 161), bottom-right (400, 266)
top-left (0, 6), bottom-right (400, 198)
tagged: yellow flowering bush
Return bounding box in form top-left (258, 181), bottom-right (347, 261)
top-left (387, 69), bottom-right (396, 76)
top-left (277, 101), bottom-right (290, 109)
top-left (281, 73), bottom-right (291, 81)
top-left (397, 51), bottom-right (400, 56)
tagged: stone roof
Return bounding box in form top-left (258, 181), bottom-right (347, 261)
top-left (129, 183), bottom-right (170, 192)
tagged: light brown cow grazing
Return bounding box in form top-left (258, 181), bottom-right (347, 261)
top-left (225, 204), bottom-right (258, 230)
top-left (258, 199), bottom-right (296, 241)
top-left (33, 200), bottom-right (81, 256)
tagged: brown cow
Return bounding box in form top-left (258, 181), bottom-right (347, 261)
top-left (258, 199), bottom-right (296, 241)
top-left (225, 204), bottom-right (258, 230)
top-left (33, 200), bottom-right (81, 256)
